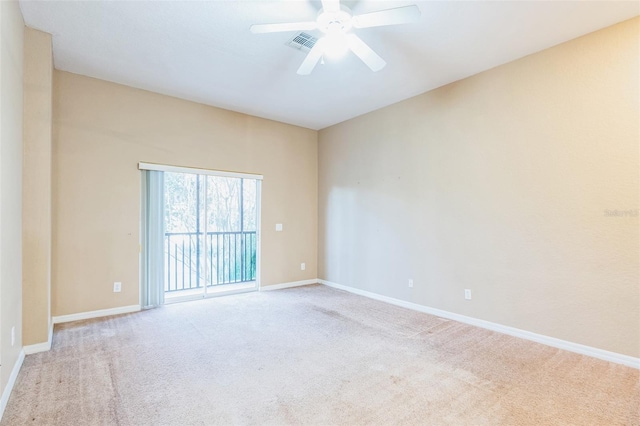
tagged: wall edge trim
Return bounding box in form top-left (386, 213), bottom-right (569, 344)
top-left (52, 305), bottom-right (141, 324)
top-left (23, 323), bottom-right (54, 355)
top-left (260, 279), bottom-right (319, 291)
top-left (319, 280), bottom-right (639, 369)
top-left (0, 349), bottom-right (25, 420)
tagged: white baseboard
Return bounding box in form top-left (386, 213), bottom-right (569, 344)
top-left (0, 349), bottom-right (25, 420)
top-left (260, 279), bottom-right (318, 291)
top-left (319, 279), bottom-right (639, 369)
top-left (23, 322), bottom-right (54, 355)
top-left (52, 305), bottom-right (141, 324)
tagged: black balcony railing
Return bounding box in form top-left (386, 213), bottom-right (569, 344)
top-left (165, 231), bottom-right (257, 292)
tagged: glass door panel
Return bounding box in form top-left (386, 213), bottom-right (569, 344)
top-left (205, 176), bottom-right (258, 293)
top-left (163, 171), bottom-right (259, 301)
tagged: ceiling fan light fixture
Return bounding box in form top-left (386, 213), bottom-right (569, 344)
top-left (250, 1), bottom-right (421, 75)
top-left (322, 32), bottom-right (349, 59)
top-left (317, 8), bottom-right (353, 34)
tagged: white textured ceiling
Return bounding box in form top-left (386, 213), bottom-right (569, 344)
top-left (19, 0), bottom-right (640, 130)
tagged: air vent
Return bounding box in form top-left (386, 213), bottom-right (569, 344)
top-left (286, 32), bottom-right (318, 52)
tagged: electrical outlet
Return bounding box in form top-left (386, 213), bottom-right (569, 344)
top-left (464, 289), bottom-right (472, 300)
top-left (11, 326), bottom-right (15, 346)
top-left (275, 223), bottom-right (283, 232)
top-left (114, 281), bottom-right (122, 293)
top-left (301, 263), bottom-right (306, 271)
top-left (408, 279), bottom-right (414, 288)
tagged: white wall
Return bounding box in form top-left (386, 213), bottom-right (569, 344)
top-left (0, 0), bottom-right (24, 403)
top-left (319, 18), bottom-right (639, 358)
top-left (52, 71), bottom-right (318, 316)
top-left (22, 27), bottom-right (53, 347)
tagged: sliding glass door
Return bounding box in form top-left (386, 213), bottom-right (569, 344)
top-left (163, 172), bottom-right (260, 301)
top-left (164, 172), bottom-right (258, 300)
top-left (141, 164), bottom-right (261, 306)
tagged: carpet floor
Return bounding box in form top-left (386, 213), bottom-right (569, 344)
top-left (2, 284), bottom-right (638, 425)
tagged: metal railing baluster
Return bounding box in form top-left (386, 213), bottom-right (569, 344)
top-left (164, 231), bottom-right (257, 292)
top-left (216, 234), bottom-right (220, 285)
top-left (181, 240), bottom-right (185, 290)
top-left (167, 235), bottom-right (171, 291)
top-left (174, 243), bottom-right (178, 290)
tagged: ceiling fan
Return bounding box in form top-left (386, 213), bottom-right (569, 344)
top-left (250, 0), bottom-right (421, 75)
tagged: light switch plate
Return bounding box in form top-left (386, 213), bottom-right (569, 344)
top-left (275, 223), bottom-right (283, 231)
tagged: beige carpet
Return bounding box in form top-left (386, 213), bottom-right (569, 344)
top-left (2, 284), bottom-right (638, 425)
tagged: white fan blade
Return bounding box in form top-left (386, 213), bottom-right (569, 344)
top-left (353, 5), bottom-right (421, 29)
top-left (346, 34), bottom-right (386, 72)
top-left (250, 21), bottom-right (317, 34)
top-left (321, 0), bottom-right (340, 13)
top-left (297, 39), bottom-right (326, 75)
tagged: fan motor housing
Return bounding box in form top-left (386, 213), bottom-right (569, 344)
top-left (317, 6), bottom-right (353, 34)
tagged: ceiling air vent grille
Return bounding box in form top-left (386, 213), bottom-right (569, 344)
top-left (286, 32), bottom-right (318, 52)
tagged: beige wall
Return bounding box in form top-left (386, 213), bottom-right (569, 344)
top-left (319, 18), bottom-right (639, 357)
top-left (52, 71), bottom-right (317, 316)
top-left (0, 0), bottom-right (24, 397)
top-left (22, 28), bottom-right (52, 346)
